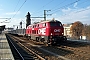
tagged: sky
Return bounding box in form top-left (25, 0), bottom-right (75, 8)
top-left (0, 0), bottom-right (90, 29)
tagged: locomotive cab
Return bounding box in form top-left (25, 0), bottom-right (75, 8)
top-left (46, 20), bottom-right (67, 45)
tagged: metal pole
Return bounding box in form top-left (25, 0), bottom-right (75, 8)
top-left (44, 10), bottom-right (46, 21)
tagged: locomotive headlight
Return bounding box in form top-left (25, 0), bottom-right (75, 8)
top-left (51, 33), bottom-right (52, 35)
top-left (50, 33), bottom-right (53, 38)
top-left (62, 33), bottom-right (64, 35)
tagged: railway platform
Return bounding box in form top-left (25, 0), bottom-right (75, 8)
top-left (0, 33), bottom-right (14, 60)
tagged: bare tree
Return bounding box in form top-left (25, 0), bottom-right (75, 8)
top-left (70, 21), bottom-right (83, 39)
top-left (82, 24), bottom-right (90, 40)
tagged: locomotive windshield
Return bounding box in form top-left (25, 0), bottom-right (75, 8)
top-left (50, 22), bottom-right (62, 27)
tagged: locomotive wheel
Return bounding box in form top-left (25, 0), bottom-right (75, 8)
top-left (45, 43), bottom-right (51, 46)
top-left (45, 41), bottom-right (52, 46)
top-left (44, 40), bottom-right (50, 46)
top-left (40, 38), bottom-right (45, 42)
top-left (36, 37), bottom-right (39, 42)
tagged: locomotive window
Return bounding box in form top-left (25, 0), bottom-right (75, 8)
top-left (42, 23), bottom-right (46, 27)
top-left (45, 23), bottom-right (46, 26)
top-left (37, 30), bottom-right (38, 34)
top-left (50, 22), bottom-right (62, 27)
top-left (35, 25), bottom-right (36, 28)
top-left (57, 23), bottom-right (62, 26)
top-left (38, 24), bottom-right (39, 27)
top-left (50, 22), bottom-right (55, 26)
top-left (33, 26), bottom-right (34, 28)
top-left (28, 31), bottom-right (29, 33)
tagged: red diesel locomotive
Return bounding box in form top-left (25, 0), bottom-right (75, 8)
top-left (26, 20), bottom-right (67, 45)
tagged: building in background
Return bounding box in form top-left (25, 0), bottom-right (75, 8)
top-left (63, 23), bottom-right (73, 38)
top-left (4, 28), bottom-right (14, 33)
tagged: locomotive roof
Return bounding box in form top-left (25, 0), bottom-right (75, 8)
top-left (40, 20), bottom-right (61, 23)
top-left (28, 20), bottom-right (61, 26)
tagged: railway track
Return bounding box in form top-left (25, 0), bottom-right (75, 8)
top-left (7, 34), bottom-right (90, 60)
top-left (6, 34), bottom-right (46, 60)
top-left (7, 34), bottom-right (70, 60)
top-left (19, 35), bottom-right (90, 60)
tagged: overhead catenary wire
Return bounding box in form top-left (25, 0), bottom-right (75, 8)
top-left (29, 0), bottom-right (89, 21)
top-left (76, 0), bottom-right (89, 6)
top-left (0, 0), bottom-right (20, 21)
top-left (10, 0), bottom-right (90, 21)
top-left (38, 0), bottom-right (67, 17)
top-left (51, 0), bottom-right (81, 15)
top-left (32, 0), bottom-right (54, 16)
top-left (38, 0), bottom-right (81, 19)
top-left (33, 0), bottom-right (82, 21)
top-left (50, 0), bottom-right (67, 11)
top-left (13, 0), bottom-right (20, 12)
top-left (55, 0), bottom-right (90, 18)
top-left (55, 5), bottom-right (90, 24)
top-left (38, 0), bottom-right (81, 17)
top-left (75, 7), bottom-right (90, 13)
top-left (59, 7), bottom-right (90, 18)
top-left (11, 0), bottom-right (27, 19)
top-left (70, 8), bottom-right (89, 23)
top-left (38, 0), bottom-right (89, 17)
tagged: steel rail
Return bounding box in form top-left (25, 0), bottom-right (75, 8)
top-left (12, 34), bottom-right (70, 60)
top-left (7, 36), bottom-right (25, 60)
top-left (18, 42), bottom-right (46, 60)
top-left (8, 34), bottom-right (46, 60)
